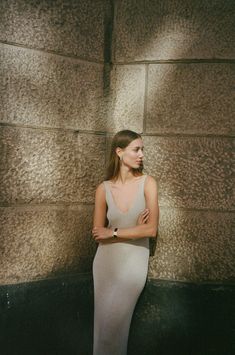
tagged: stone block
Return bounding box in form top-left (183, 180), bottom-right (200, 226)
top-left (0, 205), bottom-right (97, 284)
top-left (0, 126), bottom-right (106, 205)
top-left (0, 0), bottom-right (111, 61)
top-left (76, 133), bottom-right (106, 202)
top-left (142, 135), bottom-right (233, 210)
top-left (146, 63), bottom-right (235, 135)
top-left (148, 208), bottom-right (235, 282)
top-left (0, 44), bottom-right (106, 130)
top-left (106, 64), bottom-right (145, 133)
top-left (114, 0), bottom-right (235, 61)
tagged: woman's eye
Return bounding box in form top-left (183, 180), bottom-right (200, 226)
top-left (133, 148), bottom-right (144, 152)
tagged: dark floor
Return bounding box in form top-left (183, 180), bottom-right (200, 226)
top-left (0, 274), bottom-right (234, 355)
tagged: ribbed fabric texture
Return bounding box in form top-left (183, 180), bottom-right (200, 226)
top-left (92, 175), bottom-right (150, 355)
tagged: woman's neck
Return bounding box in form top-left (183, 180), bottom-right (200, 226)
top-left (114, 170), bottom-right (142, 185)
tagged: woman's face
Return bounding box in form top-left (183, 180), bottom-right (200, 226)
top-left (119, 138), bottom-right (144, 169)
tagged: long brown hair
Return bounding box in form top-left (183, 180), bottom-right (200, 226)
top-left (105, 130), bottom-right (144, 181)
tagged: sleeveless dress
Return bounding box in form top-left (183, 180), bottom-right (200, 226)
top-left (92, 174), bottom-right (150, 355)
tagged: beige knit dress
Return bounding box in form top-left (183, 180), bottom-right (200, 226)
top-left (92, 174), bottom-right (150, 355)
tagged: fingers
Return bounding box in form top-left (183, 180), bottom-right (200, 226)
top-left (137, 209), bottom-right (150, 225)
top-left (92, 228), bottom-right (99, 242)
top-left (142, 209), bottom-right (149, 223)
top-left (141, 208), bottom-right (150, 217)
top-left (92, 227), bottom-right (98, 239)
top-left (142, 215), bottom-right (149, 223)
top-left (92, 227), bottom-right (107, 242)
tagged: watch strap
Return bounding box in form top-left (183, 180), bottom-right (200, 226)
top-left (113, 228), bottom-right (118, 238)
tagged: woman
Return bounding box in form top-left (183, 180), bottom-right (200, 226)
top-left (92, 130), bottom-right (159, 355)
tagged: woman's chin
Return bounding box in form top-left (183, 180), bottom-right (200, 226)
top-left (134, 163), bottom-right (142, 169)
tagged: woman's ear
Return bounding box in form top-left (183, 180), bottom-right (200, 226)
top-left (115, 147), bottom-right (122, 159)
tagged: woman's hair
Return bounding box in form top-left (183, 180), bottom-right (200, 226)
top-left (105, 129), bottom-right (144, 181)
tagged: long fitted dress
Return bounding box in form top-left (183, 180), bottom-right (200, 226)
top-left (92, 174), bottom-right (150, 355)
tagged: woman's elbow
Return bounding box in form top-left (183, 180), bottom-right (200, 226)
top-left (149, 226), bottom-right (158, 238)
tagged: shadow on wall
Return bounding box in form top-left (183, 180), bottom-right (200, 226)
top-left (113, 0), bottom-right (235, 61)
top-left (0, 0), bottom-right (112, 284)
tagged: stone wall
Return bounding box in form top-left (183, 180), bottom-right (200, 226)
top-left (0, 0), bottom-right (234, 287)
top-left (111, 0), bottom-right (235, 283)
top-left (0, 1), bottom-right (234, 354)
top-left (0, 0), bottom-right (112, 285)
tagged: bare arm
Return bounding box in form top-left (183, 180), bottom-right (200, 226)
top-left (92, 176), bottom-right (159, 242)
top-left (93, 182), bottom-right (107, 228)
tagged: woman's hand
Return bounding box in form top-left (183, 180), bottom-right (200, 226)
top-left (137, 208), bottom-right (150, 225)
top-left (92, 227), bottom-right (113, 242)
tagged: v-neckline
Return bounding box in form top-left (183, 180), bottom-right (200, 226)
top-left (108, 176), bottom-right (144, 214)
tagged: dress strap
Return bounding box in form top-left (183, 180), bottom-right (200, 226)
top-left (141, 174), bottom-right (148, 195)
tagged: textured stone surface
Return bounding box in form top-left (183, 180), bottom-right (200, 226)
top-left (0, 126), bottom-right (106, 205)
top-left (106, 64), bottom-right (145, 133)
top-left (0, 44), bottom-right (107, 130)
top-left (0, 0), bottom-right (111, 61)
top-left (0, 205), bottom-right (97, 284)
top-left (142, 135), bottom-right (233, 210)
top-left (148, 208), bottom-right (235, 282)
top-left (146, 63), bottom-right (235, 135)
top-left (114, 0), bottom-right (235, 61)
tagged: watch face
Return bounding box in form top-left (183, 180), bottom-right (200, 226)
top-left (113, 228), bottom-right (118, 238)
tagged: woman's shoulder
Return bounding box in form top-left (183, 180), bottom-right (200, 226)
top-left (141, 173), bottom-right (152, 180)
top-left (144, 174), bottom-right (156, 181)
top-left (144, 175), bottom-right (158, 190)
top-left (95, 181), bottom-right (106, 194)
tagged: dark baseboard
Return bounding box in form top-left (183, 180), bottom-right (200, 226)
top-left (0, 275), bottom-right (234, 355)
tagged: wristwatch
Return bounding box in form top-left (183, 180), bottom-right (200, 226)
top-left (112, 228), bottom-right (118, 238)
